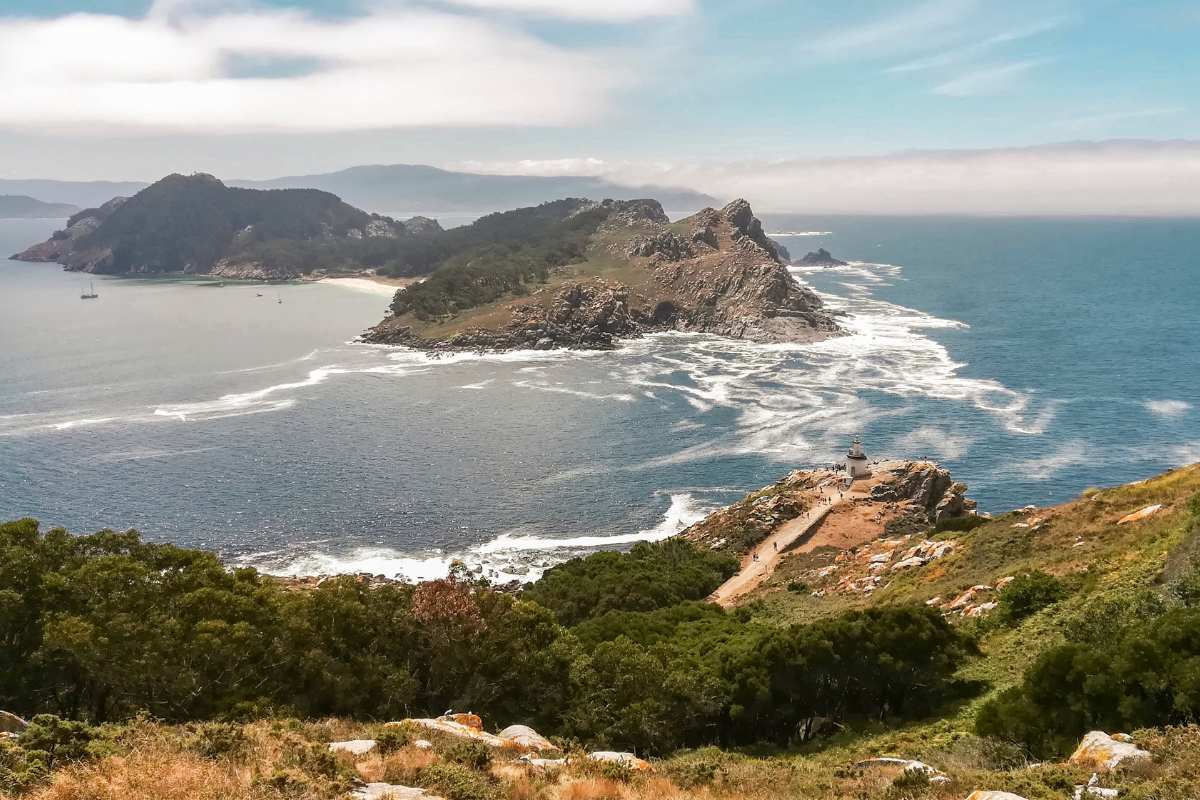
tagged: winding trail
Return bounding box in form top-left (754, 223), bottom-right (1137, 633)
top-left (710, 486), bottom-right (867, 606)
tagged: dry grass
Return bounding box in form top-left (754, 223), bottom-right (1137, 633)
top-left (4, 718), bottom-right (1200, 800)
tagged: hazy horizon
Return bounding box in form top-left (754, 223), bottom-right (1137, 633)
top-left (2, 0), bottom-right (1198, 214)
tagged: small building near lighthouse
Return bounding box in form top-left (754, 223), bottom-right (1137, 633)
top-left (846, 436), bottom-right (870, 479)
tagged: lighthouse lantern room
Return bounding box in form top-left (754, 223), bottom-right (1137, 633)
top-left (846, 436), bottom-right (870, 479)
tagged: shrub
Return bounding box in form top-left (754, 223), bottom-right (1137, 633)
top-left (997, 571), bottom-right (1067, 624)
top-left (419, 761), bottom-right (498, 800)
top-left (439, 737), bottom-right (492, 769)
top-left (375, 725), bottom-right (415, 754)
top-left (934, 514), bottom-right (989, 533)
top-left (885, 767), bottom-right (931, 799)
top-left (787, 580), bottom-right (810, 594)
top-left (188, 721), bottom-right (250, 760)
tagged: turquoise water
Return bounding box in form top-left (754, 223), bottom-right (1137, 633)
top-left (1, 214), bottom-right (1197, 582)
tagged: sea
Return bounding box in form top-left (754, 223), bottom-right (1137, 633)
top-left (1, 214), bottom-right (1197, 583)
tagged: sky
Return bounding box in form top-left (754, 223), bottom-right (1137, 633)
top-left (0, 0), bottom-right (1198, 213)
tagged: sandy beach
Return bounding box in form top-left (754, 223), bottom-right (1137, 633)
top-left (317, 275), bottom-right (416, 297)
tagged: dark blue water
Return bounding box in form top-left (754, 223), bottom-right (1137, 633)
top-left (1, 215), bottom-right (1196, 582)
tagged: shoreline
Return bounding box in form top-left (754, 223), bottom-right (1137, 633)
top-left (316, 274), bottom-right (416, 297)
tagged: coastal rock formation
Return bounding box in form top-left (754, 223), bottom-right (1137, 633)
top-left (798, 248), bottom-right (847, 267)
top-left (366, 198), bottom-right (840, 351)
top-left (869, 461), bottom-right (976, 524)
top-left (681, 460), bottom-right (976, 557)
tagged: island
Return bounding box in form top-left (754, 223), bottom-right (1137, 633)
top-left (0, 194), bottom-right (79, 219)
top-left (797, 247), bottom-right (848, 266)
top-left (13, 173), bottom-right (841, 351)
top-left (363, 198), bottom-right (841, 351)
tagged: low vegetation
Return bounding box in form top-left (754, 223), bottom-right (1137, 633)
top-left (4, 465), bottom-right (1200, 798)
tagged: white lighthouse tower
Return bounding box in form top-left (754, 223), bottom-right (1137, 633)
top-left (846, 435), bottom-right (870, 479)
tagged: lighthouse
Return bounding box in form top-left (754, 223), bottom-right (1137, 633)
top-left (846, 436), bottom-right (870, 479)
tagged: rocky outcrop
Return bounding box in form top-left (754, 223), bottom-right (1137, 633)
top-left (330, 740), bottom-right (378, 755)
top-left (498, 725), bottom-right (556, 752)
top-left (965, 793), bottom-right (1029, 800)
top-left (1068, 731), bottom-right (1152, 772)
top-left (352, 784), bottom-right (438, 800)
top-left (869, 461), bottom-right (977, 524)
top-left (0, 710), bottom-right (28, 735)
top-left (587, 751), bottom-right (651, 771)
top-left (798, 248), bottom-right (847, 267)
top-left (367, 198), bottom-right (840, 352)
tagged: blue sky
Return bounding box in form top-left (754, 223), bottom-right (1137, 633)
top-left (0, 0), bottom-right (1197, 212)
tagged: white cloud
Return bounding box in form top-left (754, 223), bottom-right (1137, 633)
top-left (618, 140), bottom-right (1200, 215)
top-left (886, 16), bottom-right (1065, 73)
top-left (0, 5), bottom-right (630, 132)
top-left (435, 0), bottom-right (694, 22)
top-left (801, 0), bottom-right (977, 60)
top-left (450, 157), bottom-right (611, 176)
top-left (933, 58), bottom-right (1048, 96)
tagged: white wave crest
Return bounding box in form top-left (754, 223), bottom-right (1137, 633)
top-left (239, 493), bottom-right (711, 585)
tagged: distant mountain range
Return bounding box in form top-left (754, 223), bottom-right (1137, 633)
top-left (0, 195), bottom-right (80, 219)
top-left (0, 164), bottom-right (716, 216)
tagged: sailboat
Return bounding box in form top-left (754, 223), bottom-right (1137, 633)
top-left (80, 280), bottom-right (98, 300)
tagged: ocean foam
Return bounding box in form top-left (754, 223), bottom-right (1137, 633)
top-left (240, 492), bottom-right (711, 584)
top-left (1145, 399), bottom-right (1192, 418)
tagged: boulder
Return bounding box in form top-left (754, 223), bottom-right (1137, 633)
top-left (0, 711), bottom-right (28, 734)
top-left (588, 751), bottom-right (651, 771)
top-left (965, 793), bottom-right (1029, 800)
top-left (853, 757), bottom-right (941, 776)
top-left (414, 739), bottom-right (433, 750)
top-left (330, 740), bottom-right (377, 756)
top-left (351, 783), bottom-right (438, 800)
top-left (392, 716), bottom-right (504, 747)
top-left (1068, 731), bottom-right (1151, 772)
top-left (497, 724), bottom-right (556, 752)
top-left (1118, 505), bottom-right (1163, 524)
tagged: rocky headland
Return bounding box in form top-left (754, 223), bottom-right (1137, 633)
top-left (797, 247), bottom-right (848, 267)
top-left (363, 198), bottom-right (840, 352)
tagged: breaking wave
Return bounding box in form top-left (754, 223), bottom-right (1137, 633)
top-left (239, 492), bottom-right (711, 584)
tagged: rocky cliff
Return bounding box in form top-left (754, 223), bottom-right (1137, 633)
top-left (681, 459), bottom-right (977, 556)
top-left (364, 198), bottom-right (840, 351)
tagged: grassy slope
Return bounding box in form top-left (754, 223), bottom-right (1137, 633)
top-left (7, 467), bottom-right (1199, 800)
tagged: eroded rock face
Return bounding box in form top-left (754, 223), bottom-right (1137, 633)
top-left (869, 462), bottom-right (976, 524)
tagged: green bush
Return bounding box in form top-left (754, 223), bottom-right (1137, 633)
top-left (934, 514), bottom-right (989, 533)
top-left (375, 725), bottom-right (415, 754)
top-left (189, 721), bottom-right (250, 760)
top-left (419, 762), bottom-right (498, 800)
top-left (977, 607), bottom-right (1200, 756)
top-left (997, 571), bottom-right (1067, 624)
top-left (525, 538), bottom-right (737, 626)
top-left (439, 737), bottom-right (492, 769)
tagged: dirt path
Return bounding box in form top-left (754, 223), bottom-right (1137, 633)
top-left (710, 488), bottom-right (866, 606)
